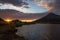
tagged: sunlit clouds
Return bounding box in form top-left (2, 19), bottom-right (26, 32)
top-left (34, 0), bottom-right (55, 10)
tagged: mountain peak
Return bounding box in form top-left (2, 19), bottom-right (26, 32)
top-left (47, 13), bottom-right (56, 15)
top-left (34, 12), bottom-right (60, 24)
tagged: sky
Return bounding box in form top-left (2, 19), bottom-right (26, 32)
top-left (0, 0), bottom-right (49, 13)
top-left (0, 0), bottom-right (60, 21)
top-left (21, 0), bottom-right (47, 13)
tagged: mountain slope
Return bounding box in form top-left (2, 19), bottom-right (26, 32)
top-left (34, 13), bottom-right (60, 24)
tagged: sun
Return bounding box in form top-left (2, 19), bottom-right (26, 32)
top-left (4, 18), bottom-right (12, 23)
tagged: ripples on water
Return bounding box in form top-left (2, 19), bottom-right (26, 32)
top-left (16, 24), bottom-right (51, 40)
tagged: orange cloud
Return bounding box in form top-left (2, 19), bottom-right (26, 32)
top-left (34, 0), bottom-right (55, 11)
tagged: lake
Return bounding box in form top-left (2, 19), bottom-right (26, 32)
top-left (16, 24), bottom-right (52, 40)
top-left (16, 24), bottom-right (60, 40)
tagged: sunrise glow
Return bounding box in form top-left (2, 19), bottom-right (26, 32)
top-left (4, 18), bottom-right (12, 22)
top-left (20, 20), bottom-right (36, 22)
top-left (4, 18), bottom-right (36, 22)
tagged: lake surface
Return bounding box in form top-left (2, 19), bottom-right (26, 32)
top-left (16, 24), bottom-right (51, 40)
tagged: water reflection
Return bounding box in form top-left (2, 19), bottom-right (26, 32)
top-left (16, 24), bottom-right (60, 40)
top-left (16, 24), bottom-right (51, 40)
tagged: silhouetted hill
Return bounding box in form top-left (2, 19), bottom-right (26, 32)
top-left (34, 13), bottom-right (60, 24)
top-left (0, 18), bottom-right (7, 25)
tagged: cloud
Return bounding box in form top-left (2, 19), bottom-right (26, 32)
top-left (34, 0), bottom-right (54, 6)
top-left (35, 0), bottom-right (60, 15)
top-left (0, 0), bottom-right (28, 6)
top-left (0, 3), bottom-right (28, 9)
top-left (34, 0), bottom-right (55, 10)
top-left (52, 0), bottom-right (60, 15)
top-left (53, 0), bottom-right (60, 9)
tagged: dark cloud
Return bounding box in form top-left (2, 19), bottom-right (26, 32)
top-left (0, 0), bottom-right (28, 6)
top-left (53, 0), bottom-right (60, 9)
top-left (52, 0), bottom-right (60, 15)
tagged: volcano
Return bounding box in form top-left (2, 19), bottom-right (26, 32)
top-left (34, 13), bottom-right (60, 24)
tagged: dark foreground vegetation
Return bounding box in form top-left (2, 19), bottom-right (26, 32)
top-left (0, 18), bottom-right (25, 40)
